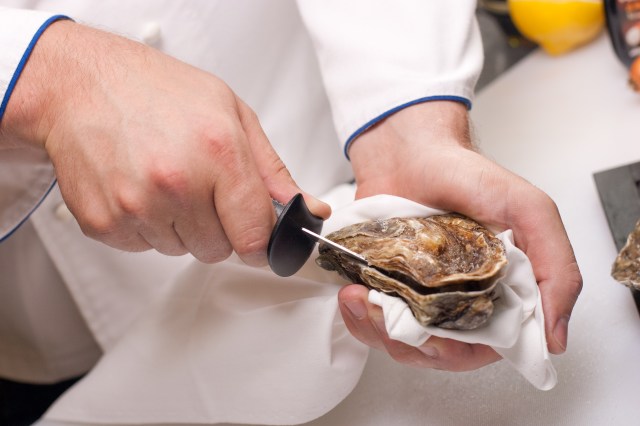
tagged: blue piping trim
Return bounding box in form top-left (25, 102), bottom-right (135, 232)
top-left (0, 179), bottom-right (57, 243)
top-left (0, 15), bottom-right (71, 121)
top-left (343, 95), bottom-right (472, 160)
top-left (0, 15), bottom-right (70, 243)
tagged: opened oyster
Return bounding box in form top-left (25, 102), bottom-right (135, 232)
top-left (316, 214), bottom-right (508, 330)
top-left (612, 218), bottom-right (640, 290)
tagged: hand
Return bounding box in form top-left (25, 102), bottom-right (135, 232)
top-left (338, 101), bottom-right (582, 370)
top-left (1, 20), bottom-right (329, 265)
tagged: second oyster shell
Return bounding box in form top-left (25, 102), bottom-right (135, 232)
top-left (316, 214), bottom-right (508, 330)
top-left (612, 218), bottom-right (640, 290)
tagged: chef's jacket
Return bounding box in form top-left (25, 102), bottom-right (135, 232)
top-left (0, 0), bottom-right (482, 388)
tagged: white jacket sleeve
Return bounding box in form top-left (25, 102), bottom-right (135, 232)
top-left (0, 8), bottom-right (69, 241)
top-left (295, 0), bottom-right (483, 156)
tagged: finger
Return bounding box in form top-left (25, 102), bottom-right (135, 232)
top-left (156, 169), bottom-right (233, 263)
top-left (109, 137), bottom-right (235, 262)
top-left (76, 214), bottom-right (152, 253)
top-left (370, 316), bottom-right (500, 371)
top-left (339, 285), bottom-right (501, 371)
top-left (421, 155), bottom-right (582, 355)
top-left (338, 285), bottom-right (386, 351)
top-left (511, 194), bottom-right (583, 354)
top-left (136, 220), bottom-right (189, 256)
top-left (208, 118), bottom-right (275, 267)
top-left (104, 176), bottom-right (189, 256)
top-left (369, 312), bottom-right (442, 369)
top-left (236, 99), bottom-right (331, 220)
top-left (339, 285), bottom-right (441, 368)
top-left (172, 198), bottom-right (233, 263)
top-left (63, 180), bottom-right (154, 252)
top-left (420, 337), bottom-right (501, 372)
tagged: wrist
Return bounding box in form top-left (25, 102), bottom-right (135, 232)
top-left (0, 20), bottom-right (146, 151)
top-left (0, 19), bottom-right (77, 149)
top-left (349, 101), bottom-right (474, 191)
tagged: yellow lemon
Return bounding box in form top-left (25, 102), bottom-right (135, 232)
top-left (508, 0), bottom-right (605, 55)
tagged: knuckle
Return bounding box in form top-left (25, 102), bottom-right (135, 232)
top-left (78, 215), bottom-right (125, 251)
top-left (79, 212), bottom-right (117, 240)
top-left (541, 197), bottom-right (558, 214)
top-left (114, 188), bottom-right (146, 217)
top-left (531, 188), bottom-right (558, 213)
top-left (200, 121), bottom-right (243, 164)
top-left (566, 261), bottom-right (584, 301)
top-left (386, 345), bottom-right (421, 365)
top-left (233, 227), bottom-right (270, 259)
top-left (241, 104), bottom-right (259, 122)
top-left (147, 163), bottom-right (189, 197)
top-left (265, 156), bottom-right (292, 183)
top-left (573, 278), bottom-right (584, 299)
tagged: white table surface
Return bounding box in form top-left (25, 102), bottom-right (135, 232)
top-left (40, 34), bottom-right (640, 426)
top-left (303, 34), bottom-right (640, 426)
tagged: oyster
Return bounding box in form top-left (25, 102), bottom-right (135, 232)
top-left (612, 218), bottom-right (640, 290)
top-left (316, 214), bottom-right (508, 330)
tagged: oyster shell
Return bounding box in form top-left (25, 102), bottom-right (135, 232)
top-left (612, 218), bottom-right (640, 290)
top-left (316, 214), bottom-right (508, 330)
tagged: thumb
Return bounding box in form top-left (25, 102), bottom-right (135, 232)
top-left (237, 99), bottom-right (331, 220)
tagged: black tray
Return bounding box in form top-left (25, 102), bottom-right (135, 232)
top-left (593, 161), bottom-right (640, 313)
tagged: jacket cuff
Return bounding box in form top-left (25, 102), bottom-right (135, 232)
top-left (0, 10), bottom-right (71, 118)
top-left (0, 150), bottom-right (56, 242)
top-left (296, 0), bottom-right (482, 158)
top-left (343, 95), bottom-right (471, 159)
top-left (0, 10), bottom-right (70, 241)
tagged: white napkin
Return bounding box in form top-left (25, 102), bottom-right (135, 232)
top-left (316, 191), bottom-right (556, 391)
top-left (44, 190), bottom-right (555, 425)
top-left (367, 233), bottom-right (556, 390)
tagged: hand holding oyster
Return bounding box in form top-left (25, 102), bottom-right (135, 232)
top-left (316, 214), bottom-right (508, 330)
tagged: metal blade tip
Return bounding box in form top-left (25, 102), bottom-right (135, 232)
top-left (302, 227), bottom-right (368, 264)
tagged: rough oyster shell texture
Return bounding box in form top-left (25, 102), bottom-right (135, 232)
top-left (316, 214), bottom-right (508, 330)
top-left (612, 218), bottom-right (640, 290)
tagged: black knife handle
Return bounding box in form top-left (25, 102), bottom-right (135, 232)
top-left (268, 194), bottom-right (323, 277)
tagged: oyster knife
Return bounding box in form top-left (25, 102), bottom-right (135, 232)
top-left (268, 194), bottom-right (367, 277)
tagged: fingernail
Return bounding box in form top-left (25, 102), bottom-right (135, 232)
top-left (344, 299), bottom-right (368, 320)
top-left (418, 345), bottom-right (439, 359)
top-left (553, 316), bottom-right (569, 352)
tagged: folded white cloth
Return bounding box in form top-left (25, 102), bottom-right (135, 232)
top-left (318, 190), bottom-right (556, 391)
top-left (44, 188), bottom-right (555, 425)
top-left (368, 232), bottom-right (556, 390)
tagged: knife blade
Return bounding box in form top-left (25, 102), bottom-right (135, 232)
top-left (268, 194), bottom-right (367, 276)
top-left (301, 227), bottom-right (368, 265)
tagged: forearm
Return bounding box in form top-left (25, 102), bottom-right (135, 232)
top-left (1, 20), bottom-right (149, 151)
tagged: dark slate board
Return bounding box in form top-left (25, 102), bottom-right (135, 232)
top-left (593, 161), bottom-right (640, 313)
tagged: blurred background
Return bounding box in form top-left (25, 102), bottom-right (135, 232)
top-left (476, 0), bottom-right (612, 90)
top-left (477, 0), bottom-right (537, 91)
